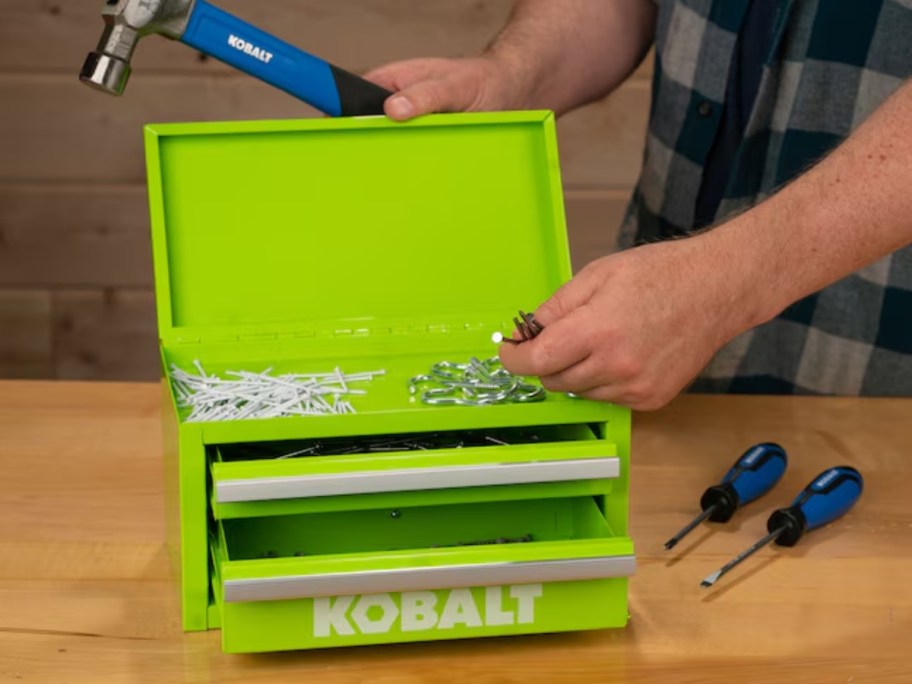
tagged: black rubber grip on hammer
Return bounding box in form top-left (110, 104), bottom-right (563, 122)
top-left (330, 65), bottom-right (392, 117)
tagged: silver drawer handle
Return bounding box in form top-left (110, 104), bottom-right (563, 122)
top-left (215, 457), bottom-right (620, 504)
top-left (223, 555), bottom-right (636, 603)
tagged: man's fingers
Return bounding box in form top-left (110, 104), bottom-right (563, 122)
top-left (362, 67), bottom-right (399, 92)
top-left (575, 386), bottom-right (623, 404)
top-left (539, 357), bottom-right (602, 394)
top-left (575, 384), bottom-right (676, 412)
top-left (533, 261), bottom-right (604, 325)
top-left (363, 59), bottom-right (441, 92)
top-left (365, 58), bottom-right (485, 121)
top-left (499, 306), bottom-right (594, 377)
top-left (385, 79), bottom-right (455, 120)
top-left (385, 94), bottom-right (418, 121)
top-left (363, 60), bottom-right (448, 120)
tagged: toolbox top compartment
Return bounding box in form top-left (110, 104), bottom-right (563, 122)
top-left (144, 112), bottom-right (616, 430)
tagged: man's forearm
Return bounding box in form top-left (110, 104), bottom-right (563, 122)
top-left (708, 79), bottom-right (912, 332)
top-left (486, 0), bottom-right (656, 115)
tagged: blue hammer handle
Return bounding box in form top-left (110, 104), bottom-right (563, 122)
top-left (181, 0), bottom-right (391, 117)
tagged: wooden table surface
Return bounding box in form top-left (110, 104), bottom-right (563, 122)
top-left (1, 382), bottom-right (910, 683)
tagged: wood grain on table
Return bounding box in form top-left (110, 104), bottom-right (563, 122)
top-left (1, 382), bottom-right (909, 683)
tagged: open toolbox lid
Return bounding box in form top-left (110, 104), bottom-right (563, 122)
top-left (144, 112), bottom-right (573, 345)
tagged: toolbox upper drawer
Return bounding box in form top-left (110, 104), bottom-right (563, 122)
top-left (210, 424), bottom-right (619, 509)
top-left (211, 495), bottom-right (634, 652)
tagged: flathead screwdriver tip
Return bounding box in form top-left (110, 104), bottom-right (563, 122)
top-left (700, 571), bottom-right (721, 588)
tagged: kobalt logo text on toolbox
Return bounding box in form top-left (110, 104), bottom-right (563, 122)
top-left (314, 584), bottom-right (543, 637)
top-left (227, 35), bottom-right (273, 64)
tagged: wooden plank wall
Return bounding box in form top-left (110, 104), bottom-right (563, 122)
top-left (0, 0), bottom-right (651, 380)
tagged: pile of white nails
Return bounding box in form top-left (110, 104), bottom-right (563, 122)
top-left (170, 360), bottom-right (385, 422)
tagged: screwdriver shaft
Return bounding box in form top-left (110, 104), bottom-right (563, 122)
top-left (665, 505), bottom-right (717, 550)
top-left (701, 526), bottom-right (786, 587)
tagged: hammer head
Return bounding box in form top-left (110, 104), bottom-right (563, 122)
top-left (80, 0), bottom-right (194, 96)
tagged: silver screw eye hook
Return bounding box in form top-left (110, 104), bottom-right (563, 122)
top-left (408, 374), bottom-right (437, 395)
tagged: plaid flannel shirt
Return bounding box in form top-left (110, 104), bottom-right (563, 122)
top-left (620, 0), bottom-right (912, 395)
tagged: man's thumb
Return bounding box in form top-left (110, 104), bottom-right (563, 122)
top-left (534, 269), bottom-right (601, 325)
top-left (385, 94), bottom-right (417, 120)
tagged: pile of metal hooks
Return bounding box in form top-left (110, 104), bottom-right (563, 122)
top-left (409, 357), bottom-right (546, 406)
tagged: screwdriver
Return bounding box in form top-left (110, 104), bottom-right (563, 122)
top-left (701, 465), bottom-right (863, 587)
top-left (665, 442), bottom-right (788, 550)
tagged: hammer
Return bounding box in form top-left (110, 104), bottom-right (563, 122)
top-left (80, 0), bottom-right (393, 117)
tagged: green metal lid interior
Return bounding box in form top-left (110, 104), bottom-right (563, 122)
top-left (146, 112), bottom-right (573, 341)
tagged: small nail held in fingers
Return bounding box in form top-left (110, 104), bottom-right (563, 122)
top-left (491, 331), bottom-right (520, 345)
top-left (493, 309), bottom-right (545, 345)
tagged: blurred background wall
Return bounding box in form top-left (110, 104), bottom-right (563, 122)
top-left (0, 0), bottom-right (650, 381)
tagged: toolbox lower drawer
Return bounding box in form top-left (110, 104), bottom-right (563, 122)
top-left (210, 495), bottom-right (634, 652)
top-left (209, 424), bottom-right (620, 518)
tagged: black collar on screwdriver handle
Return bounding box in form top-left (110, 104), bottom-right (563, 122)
top-left (766, 466), bottom-right (864, 547)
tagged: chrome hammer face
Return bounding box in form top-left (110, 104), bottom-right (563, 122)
top-left (80, 0), bottom-right (195, 96)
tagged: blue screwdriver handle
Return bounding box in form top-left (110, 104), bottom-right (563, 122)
top-left (722, 442), bottom-right (788, 505)
top-left (769, 466), bottom-right (863, 546)
top-left (181, 0), bottom-right (391, 117)
top-left (700, 442), bottom-right (787, 522)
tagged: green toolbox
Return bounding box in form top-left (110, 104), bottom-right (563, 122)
top-left (144, 111), bottom-right (634, 653)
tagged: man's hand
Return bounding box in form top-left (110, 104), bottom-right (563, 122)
top-left (364, 0), bottom-right (656, 121)
top-left (501, 77), bottom-right (912, 410)
top-left (364, 57), bottom-right (527, 121)
top-left (499, 232), bottom-right (766, 411)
